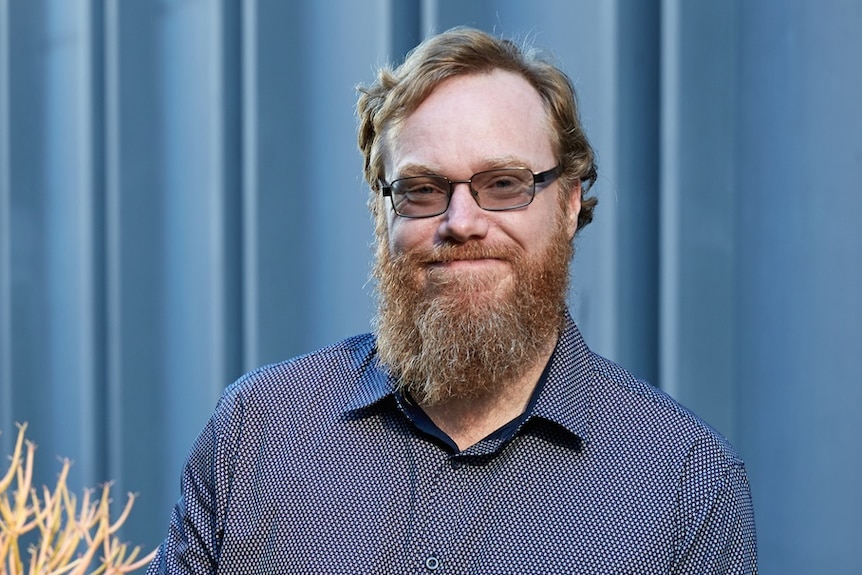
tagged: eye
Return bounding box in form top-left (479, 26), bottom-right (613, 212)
top-left (395, 177), bottom-right (449, 202)
top-left (487, 175), bottom-right (520, 189)
top-left (405, 182), bottom-right (443, 195)
top-left (478, 173), bottom-right (529, 198)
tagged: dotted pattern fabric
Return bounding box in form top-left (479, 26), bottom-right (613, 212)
top-left (148, 314), bottom-right (757, 574)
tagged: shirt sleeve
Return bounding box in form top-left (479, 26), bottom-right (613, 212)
top-left (147, 389), bottom-right (245, 575)
top-left (672, 438), bottom-right (758, 574)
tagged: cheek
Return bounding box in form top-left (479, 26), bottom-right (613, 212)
top-left (380, 208), bottom-right (408, 254)
top-left (522, 201), bottom-right (563, 243)
top-left (387, 217), bottom-right (432, 255)
top-left (519, 208), bottom-right (570, 261)
top-left (386, 215), bottom-right (405, 254)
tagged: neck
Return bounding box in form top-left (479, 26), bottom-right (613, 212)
top-left (419, 340), bottom-right (555, 451)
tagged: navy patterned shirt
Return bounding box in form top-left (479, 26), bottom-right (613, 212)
top-left (148, 314), bottom-right (757, 574)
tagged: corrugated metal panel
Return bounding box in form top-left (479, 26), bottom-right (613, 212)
top-left (1, 0), bottom-right (860, 570)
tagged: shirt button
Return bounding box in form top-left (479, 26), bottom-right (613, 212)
top-left (425, 555), bottom-right (441, 570)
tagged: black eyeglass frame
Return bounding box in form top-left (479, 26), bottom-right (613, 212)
top-left (380, 165), bottom-right (564, 219)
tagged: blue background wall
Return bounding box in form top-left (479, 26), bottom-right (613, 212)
top-left (1, 1), bottom-right (860, 572)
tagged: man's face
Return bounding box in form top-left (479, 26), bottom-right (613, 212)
top-left (382, 69), bottom-right (581, 294)
top-left (373, 70), bottom-right (581, 404)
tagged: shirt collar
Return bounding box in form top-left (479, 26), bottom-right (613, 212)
top-left (530, 312), bottom-right (594, 445)
top-left (343, 344), bottom-right (394, 412)
top-left (344, 311), bottom-right (595, 446)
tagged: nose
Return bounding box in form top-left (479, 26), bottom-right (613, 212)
top-left (437, 183), bottom-right (489, 242)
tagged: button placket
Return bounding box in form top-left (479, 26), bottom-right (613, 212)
top-left (406, 445), bottom-right (460, 574)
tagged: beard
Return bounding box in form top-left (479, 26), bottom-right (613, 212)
top-left (372, 217), bottom-right (573, 406)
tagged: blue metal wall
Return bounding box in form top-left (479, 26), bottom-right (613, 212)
top-left (1, 0), bottom-right (860, 571)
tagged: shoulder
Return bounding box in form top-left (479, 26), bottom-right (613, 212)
top-left (231, 333), bottom-right (375, 392)
top-left (587, 351), bottom-right (755, 536)
top-left (588, 351), bottom-right (742, 465)
top-left (212, 333), bottom-right (381, 426)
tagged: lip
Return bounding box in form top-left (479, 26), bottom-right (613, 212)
top-left (426, 257), bottom-right (505, 269)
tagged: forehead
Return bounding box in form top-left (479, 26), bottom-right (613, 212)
top-left (385, 70), bottom-right (555, 176)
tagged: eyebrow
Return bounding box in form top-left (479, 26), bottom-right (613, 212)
top-left (393, 156), bottom-right (534, 179)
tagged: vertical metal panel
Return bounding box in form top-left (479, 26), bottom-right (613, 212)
top-left (1, 0), bottom-right (103, 491)
top-left (388, 0), bottom-right (422, 58)
top-left (659, 0), bottom-right (682, 407)
top-left (218, 0), bottom-right (244, 408)
top-left (1, 0), bottom-right (858, 569)
top-left (43, 0), bottom-right (101, 488)
top-left (103, 0), bottom-right (244, 550)
top-left (240, 0), bottom-right (259, 369)
top-left (0, 0), bottom-right (12, 447)
top-left (3, 0), bottom-right (52, 465)
top-left (242, 0), bottom-right (310, 368)
top-left (736, 1), bottom-right (862, 571)
top-left (425, 0), bottom-right (493, 32)
top-left (612, 1), bottom-right (660, 385)
top-left (243, 0), bottom-right (386, 373)
top-left (660, 0), bottom-right (738, 440)
top-left (157, 0), bottom-right (233, 458)
top-left (104, 0), bottom-right (173, 550)
top-left (103, 0), bottom-right (124, 526)
top-left (303, 0), bottom-right (382, 347)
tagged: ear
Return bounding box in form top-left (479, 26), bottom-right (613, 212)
top-left (565, 180), bottom-right (582, 239)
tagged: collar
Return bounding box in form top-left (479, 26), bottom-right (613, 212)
top-left (529, 312), bottom-right (594, 446)
top-left (343, 311), bottom-right (595, 447)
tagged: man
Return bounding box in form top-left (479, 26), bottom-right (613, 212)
top-left (149, 27), bottom-right (756, 573)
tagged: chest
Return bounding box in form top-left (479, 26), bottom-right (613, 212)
top-left (215, 417), bottom-right (679, 574)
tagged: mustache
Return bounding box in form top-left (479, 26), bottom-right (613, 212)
top-left (397, 243), bottom-right (522, 265)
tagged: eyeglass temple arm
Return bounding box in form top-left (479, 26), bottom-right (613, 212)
top-left (534, 165), bottom-right (596, 189)
top-left (534, 165), bottom-right (562, 184)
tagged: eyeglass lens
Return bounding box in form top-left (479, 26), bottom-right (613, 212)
top-left (389, 168), bottom-right (535, 217)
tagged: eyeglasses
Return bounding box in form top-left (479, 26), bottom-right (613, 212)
top-left (380, 165), bottom-right (562, 218)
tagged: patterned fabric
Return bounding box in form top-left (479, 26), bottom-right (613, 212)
top-left (148, 314), bottom-right (757, 574)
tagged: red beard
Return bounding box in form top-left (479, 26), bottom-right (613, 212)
top-left (373, 219), bottom-right (573, 405)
